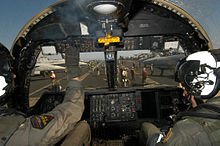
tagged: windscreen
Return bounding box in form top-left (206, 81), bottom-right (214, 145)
top-left (78, 48), bottom-right (184, 90)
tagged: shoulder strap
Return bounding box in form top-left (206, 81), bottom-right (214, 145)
top-left (199, 104), bottom-right (220, 113)
top-left (0, 107), bottom-right (26, 117)
top-left (0, 107), bottom-right (16, 116)
top-left (179, 111), bottom-right (220, 119)
top-left (179, 103), bottom-right (220, 119)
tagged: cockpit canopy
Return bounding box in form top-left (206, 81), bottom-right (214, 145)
top-left (9, 0), bottom-right (213, 111)
top-left (11, 0), bottom-right (212, 55)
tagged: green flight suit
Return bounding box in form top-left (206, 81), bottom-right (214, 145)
top-left (0, 79), bottom-right (87, 146)
top-left (141, 96), bottom-right (220, 146)
top-left (157, 96), bottom-right (220, 146)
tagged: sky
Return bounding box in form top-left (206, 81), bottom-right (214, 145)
top-left (0, 0), bottom-right (60, 49)
top-left (0, 0), bottom-right (219, 50)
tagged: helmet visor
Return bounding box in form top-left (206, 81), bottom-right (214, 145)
top-left (177, 60), bottom-right (200, 90)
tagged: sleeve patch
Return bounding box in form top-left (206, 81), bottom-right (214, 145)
top-left (30, 115), bottom-right (54, 129)
top-left (162, 128), bottom-right (172, 143)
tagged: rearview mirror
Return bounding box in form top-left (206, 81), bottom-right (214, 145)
top-left (41, 46), bottom-right (57, 55)
top-left (164, 41), bottom-right (179, 50)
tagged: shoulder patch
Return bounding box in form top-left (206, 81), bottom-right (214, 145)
top-left (30, 115), bottom-right (54, 129)
top-left (162, 128), bottom-right (172, 143)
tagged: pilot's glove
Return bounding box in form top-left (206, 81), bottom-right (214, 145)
top-left (147, 132), bottom-right (164, 146)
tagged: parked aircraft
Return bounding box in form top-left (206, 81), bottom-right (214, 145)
top-left (32, 57), bottom-right (87, 76)
top-left (143, 53), bottom-right (185, 75)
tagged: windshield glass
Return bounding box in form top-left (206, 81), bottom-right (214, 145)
top-left (29, 47), bottom-right (184, 102)
top-left (79, 49), bottom-right (184, 90)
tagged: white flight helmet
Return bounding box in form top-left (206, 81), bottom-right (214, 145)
top-left (0, 43), bottom-right (13, 105)
top-left (176, 51), bottom-right (220, 99)
top-left (0, 76), bottom-right (8, 96)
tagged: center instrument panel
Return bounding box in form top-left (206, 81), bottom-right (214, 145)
top-left (89, 90), bottom-right (142, 122)
top-left (82, 87), bottom-right (184, 124)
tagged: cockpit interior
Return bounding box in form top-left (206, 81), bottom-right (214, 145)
top-left (8, 0), bottom-right (213, 145)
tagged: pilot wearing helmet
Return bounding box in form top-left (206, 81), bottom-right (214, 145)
top-left (140, 50), bottom-right (220, 146)
top-left (0, 43), bottom-right (90, 146)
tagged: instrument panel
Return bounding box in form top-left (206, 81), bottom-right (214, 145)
top-left (83, 87), bottom-right (184, 125)
top-left (89, 90), bottom-right (142, 122)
